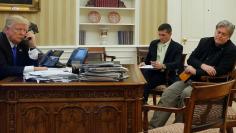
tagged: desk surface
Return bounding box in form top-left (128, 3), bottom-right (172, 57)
top-left (0, 64), bottom-right (146, 87)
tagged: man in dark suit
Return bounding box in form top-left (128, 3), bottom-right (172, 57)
top-left (149, 20), bottom-right (236, 128)
top-left (140, 23), bottom-right (183, 103)
top-left (0, 15), bottom-right (47, 80)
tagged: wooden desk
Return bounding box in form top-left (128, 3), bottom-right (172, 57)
top-left (0, 64), bottom-right (146, 133)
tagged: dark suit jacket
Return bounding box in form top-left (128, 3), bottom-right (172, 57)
top-left (0, 32), bottom-right (38, 80)
top-left (187, 37), bottom-right (236, 81)
top-left (145, 39), bottom-right (183, 84)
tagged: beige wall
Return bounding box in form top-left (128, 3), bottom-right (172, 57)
top-left (140, 0), bottom-right (167, 45)
top-left (0, 0), bottom-right (166, 46)
top-left (0, 0), bottom-right (76, 46)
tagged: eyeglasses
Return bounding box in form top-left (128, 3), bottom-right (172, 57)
top-left (12, 28), bottom-right (27, 33)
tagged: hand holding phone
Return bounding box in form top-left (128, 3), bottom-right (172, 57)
top-left (25, 31), bottom-right (36, 48)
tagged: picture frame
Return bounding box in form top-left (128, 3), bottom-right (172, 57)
top-left (0, 0), bottom-right (40, 12)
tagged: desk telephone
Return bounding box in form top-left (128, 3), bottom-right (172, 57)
top-left (38, 50), bottom-right (64, 67)
top-left (38, 48), bottom-right (88, 68)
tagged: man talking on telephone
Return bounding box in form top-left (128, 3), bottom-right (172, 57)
top-left (0, 15), bottom-right (47, 80)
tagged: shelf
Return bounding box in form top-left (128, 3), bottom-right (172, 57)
top-left (80, 23), bottom-right (135, 26)
top-left (77, 0), bottom-right (139, 47)
top-left (80, 7), bottom-right (135, 10)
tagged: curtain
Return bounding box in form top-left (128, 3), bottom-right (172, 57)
top-left (140, 0), bottom-right (167, 45)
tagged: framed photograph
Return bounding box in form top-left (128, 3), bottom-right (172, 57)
top-left (0, 0), bottom-right (40, 12)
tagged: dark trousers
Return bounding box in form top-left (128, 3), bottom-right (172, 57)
top-left (141, 69), bottom-right (166, 102)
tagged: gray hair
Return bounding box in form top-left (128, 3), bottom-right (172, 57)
top-left (4, 15), bottom-right (29, 29)
top-left (216, 20), bottom-right (235, 37)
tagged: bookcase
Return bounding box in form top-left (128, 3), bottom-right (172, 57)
top-left (76, 0), bottom-right (140, 47)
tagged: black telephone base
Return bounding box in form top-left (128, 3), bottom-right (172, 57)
top-left (55, 62), bottom-right (66, 68)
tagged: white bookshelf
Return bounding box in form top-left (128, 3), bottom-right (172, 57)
top-left (76, 0), bottom-right (140, 47)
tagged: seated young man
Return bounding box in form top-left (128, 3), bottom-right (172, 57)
top-left (140, 23), bottom-right (183, 103)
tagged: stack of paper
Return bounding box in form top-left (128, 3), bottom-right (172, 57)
top-left (24, 67), bottom-right (79, 83)
top-left (79, 63), bottom-right (129, 82)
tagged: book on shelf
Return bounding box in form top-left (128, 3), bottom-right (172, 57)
top-left (79, 30), bottom-right (86, 45)
top-left (118, 31), bottom-right (121, 44)
top-left (117, 31), bottom-right (133, 45)
top-left (95, 0), bottom-right (119, 7)
top-left (130, 31), bottom-right (133, 44)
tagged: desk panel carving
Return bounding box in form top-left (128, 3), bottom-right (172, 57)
top-left (0, 64), bottom-right (146, 133)
top-left (8, 104), bottom-right (16, 133)
top-left (55, 106), bottom-right (90, 133)
top-left (18, 89), bottom-right (124, 99)
top-left (21, 106), bottom-right (50, 133)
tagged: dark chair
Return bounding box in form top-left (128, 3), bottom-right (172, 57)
top-left (85, 47), bottom-right (116, 63)
top-left (150, 53), bottom-right (187, 105)
top-left (143, 80), bottom-right (235, 133)
top-left (137, 47), bottom-right (149, 64)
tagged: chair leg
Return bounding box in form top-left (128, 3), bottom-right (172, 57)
top-left (153, 94), bottom-right (157, 105)
top-left (143, 109), bottom-right (149, 132)
top-left (226, 127), bottom-right (233, 133)
top-left (220, 127), bottom-right (226, 133)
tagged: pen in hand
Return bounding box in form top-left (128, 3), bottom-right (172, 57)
top-left (151, 61), bottom-right (163, 69)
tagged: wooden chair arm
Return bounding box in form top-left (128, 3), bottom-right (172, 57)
top-left (231, 88), bottom-right (236, 93)
top-left (191, 82), bottom-right (217, 87)
top-left (200, 74), bottom-right (231, 82)
top-left (105, 55), bottom-right (116, 61)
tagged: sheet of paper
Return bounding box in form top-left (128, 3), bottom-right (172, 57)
top-left (28, 68), bottom-right (73, 77)
top-left (139, 65), bottom-right (154, 69)
top-left (24, 67), bottom-right (78, 83)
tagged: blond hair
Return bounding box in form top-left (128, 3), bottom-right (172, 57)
top-left (4, 15), bottom-right (29, 29)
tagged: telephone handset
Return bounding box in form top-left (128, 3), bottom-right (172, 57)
top-left (21, 22), bottom-right (64, 67)
top-left (22, 22), bottom-right (39, 46)
top-left (38, 50), bottom-right (64, 67)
